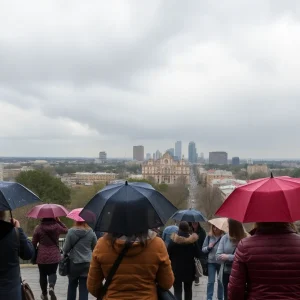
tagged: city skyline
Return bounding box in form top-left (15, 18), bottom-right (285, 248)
top-left (1, 1), bottom-right (300, 159)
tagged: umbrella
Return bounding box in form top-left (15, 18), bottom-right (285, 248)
top-left (171, 208), bottom-right (207, 222)
top-left (216, 174), bottom-right (300, 222)
top-left (67, 208), bottom-right (85, 222)
top-left (80, 181), bottom-right (178, 236)
top-left (208, 218), bottom-right (228, 233)
top-left (27, 204), bottom-right (69, 219)
top-left (0, 181), bottom-right (40, 211)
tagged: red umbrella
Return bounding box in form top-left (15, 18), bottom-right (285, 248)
top-left (216, 174), bottom-right (300, 222)
top-left (27, 204), bottom-right (69, 219)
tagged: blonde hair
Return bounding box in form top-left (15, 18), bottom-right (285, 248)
top-left (74, 221), bottom-right (90, 229)
top-left (208, 224), bottom-right (224, 237)
top-left (228, 219), bottom-right (249, 243)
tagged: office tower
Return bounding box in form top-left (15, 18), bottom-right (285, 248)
top-left (209, 151), bottom-right (228, 165)
top-left (155, 150), bottom-right (162, 160)
top-left (232, 157), bottom-right (240, 165)
top-left (133, 145), bottom-right (144, 161)
top-left (166, 148), bottom-right (175, 157)
top-left (188, 142), bottom-right (197, 164)
top-left (146, 153), bottom-right (151, 160)
top-left (99, 151), bottom-right (107, 163)
top-left (175, 141), bottom-right (182, 160)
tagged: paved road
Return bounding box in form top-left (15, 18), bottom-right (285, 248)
top-left (21, 266), bottom-right (210, 300)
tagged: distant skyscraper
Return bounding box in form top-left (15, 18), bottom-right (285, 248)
top-left (209, 151), bottom-right (228, 165)
top-left (133, 145), bottom-right (144, 161)
top-left (188, 142), bottom-right (197, 164)
top-left (155, 150), bottom-right (162, 160)
top-left (166, 148), bottom-right (175, 157)
top-left (175, 141), bottom-right (182, 160)
top-left (232, 157), bottom-right (240, 165)
top-left (153, 153), bottom-right (156, 160)
top-left (99, 151), bottom-right (107, 163)
top-left (146, 153), bottom-right (151, 160)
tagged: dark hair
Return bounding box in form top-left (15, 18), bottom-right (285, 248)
top-left (256, 222), bottom-right (297, 232)
top-left (179, 221), bottom-right (190, 233)
top-left (108, 231), bottom-right (149, 249)
top-left (228, 219), bottom-right (248, 243)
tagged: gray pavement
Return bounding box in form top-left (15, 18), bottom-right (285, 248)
top-left (21, 266), bottom-right (210, 299)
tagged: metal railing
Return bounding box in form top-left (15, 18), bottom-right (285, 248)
top-left (20, 238), bottom-right (66, 265)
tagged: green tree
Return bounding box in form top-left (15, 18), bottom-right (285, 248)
top-left (16, 170), bottom-right (71, 205)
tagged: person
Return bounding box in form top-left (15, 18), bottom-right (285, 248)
top-left (228, 222), bottom-right (300, 300)
top-left (216, 219), bottom-right (248, 300)
top-left (63, 220), bottom-right (97, 300)
top-left (168, 221), bottom-right (200, 300)
top-left (190, 221), bottom-right (206, 286)
top-left (162, 222), bottom-right (178, 247)
top-left (32, 217), bottom-right (68, 300)
top-left (202, 224), bottom-right (225, 300)
top-left (0, 211), bottom-right (34, 300)
top-left (87, 229), bottom-right (174, 299)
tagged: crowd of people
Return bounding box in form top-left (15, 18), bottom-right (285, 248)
top-left (2, 208), bottom-right (300, 300)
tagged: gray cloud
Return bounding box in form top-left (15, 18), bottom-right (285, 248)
top-left (1, 0), bottom-right (300, 158)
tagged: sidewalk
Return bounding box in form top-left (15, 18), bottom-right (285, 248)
top-left (21, 266), bottom-right (209, 299)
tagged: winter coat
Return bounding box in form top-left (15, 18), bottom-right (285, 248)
top-left (193, 224), bottom-right (207, 259)
top-left (216, 233), bottom-right (237, 263)
top-left (228, 227), bottom-right (300, 300)
top-left (63, 227), bottom-right (97, 279)
top-left (87, 231), bottom-right (174, 300)
top-left (168, 231), bottom-right (199, 282)
top-left (32, 219), bottom-right (68, 264)
top-left (202, 234), bottom-right (223, 264)
top-left (0, 220), bottom-right (34, 299)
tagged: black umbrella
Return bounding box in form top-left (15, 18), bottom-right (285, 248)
top-left (0, 181), bottom-right (41, 218)
top-left (171, 208), bottom-right (207, 222)
top-left (80, 181), bottom-right (178, 236)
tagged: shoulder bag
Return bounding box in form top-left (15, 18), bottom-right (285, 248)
top-left (15, 228), bottom-right (35, 300)
top-left (198, 236), bottom-right (222, 277)
top-left (97, 240), bottom-right (132, 300)
top-left (59, 233), bottom-right (87, 276)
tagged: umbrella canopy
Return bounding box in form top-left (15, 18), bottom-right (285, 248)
top-left (27, 204), bottom-right (69, 219)
top-left (171, 208), bottom-right (207, 222)
top-left (216, 175), bottom-right (300, 222)
top-left (80, 181), bottom-right (178, 236)
top-left (0, 181), bottom-right (41, 211)
top-left (208, 218), bottom-right (228, 233)
top-left (67, 208), bottom-right (85, 222)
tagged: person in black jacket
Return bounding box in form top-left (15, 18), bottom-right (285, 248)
top-left (0, 210), bottom-right (34, 300)
top-left (190, 221), bottom-right (207, 286)
top-left (168, 221), bottom-right (200, 300)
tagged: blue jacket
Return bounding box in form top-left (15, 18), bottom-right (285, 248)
top-left (0, 220), bottom-right (34, 299)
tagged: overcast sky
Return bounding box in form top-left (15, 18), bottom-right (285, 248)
top-left (1, 0), bottom-right (300, 159)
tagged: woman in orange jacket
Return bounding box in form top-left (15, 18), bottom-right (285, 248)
top-left (87, 229), bottom-right (174, 300)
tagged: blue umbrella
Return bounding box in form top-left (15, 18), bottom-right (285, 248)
top-left (0, 181), bottom-right (41, 213)
top-left (80, 181), bottom-right (178, 236)
top-left (171, 208), bottom-right (207, 222)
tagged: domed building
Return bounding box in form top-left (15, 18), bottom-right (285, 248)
top-left (142, 152), bottom-right (190, 184)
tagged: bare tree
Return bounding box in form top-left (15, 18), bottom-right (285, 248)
top-left (195, 185), bottom-right (223, 220)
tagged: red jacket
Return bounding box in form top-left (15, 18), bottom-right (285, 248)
top-left (32, 219), bottom-right (68, 264)
top-left (228, 227), bottom-right (300, 300)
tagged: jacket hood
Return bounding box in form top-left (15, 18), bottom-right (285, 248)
top-left (39, 219), bottom-right (60, 233)
top-left (171, 232), bottom-right (198, 245)
top-left (70, 227), bottom-right (91, 238)
top-left (0, 220), bottom-right (14, 240)
top-left (104, 230), bottom-right (157, 257)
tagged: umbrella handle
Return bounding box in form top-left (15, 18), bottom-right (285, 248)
top-left (10, 210), bottom-right (14, 226)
